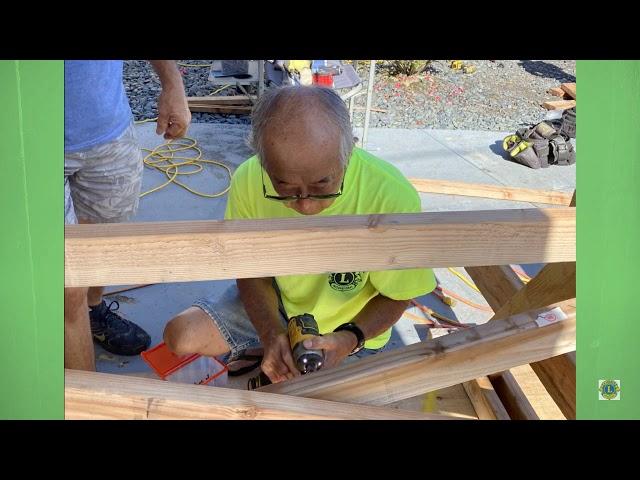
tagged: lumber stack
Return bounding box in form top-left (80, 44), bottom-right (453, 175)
top-left (543, 82), bottom-right (576, 110)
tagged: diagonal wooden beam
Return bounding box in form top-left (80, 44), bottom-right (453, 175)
top-left (259, 309), bottom-right (576, 406)
top-left (466, 265), bottom-right (522, 309)
top-left (464, 265), bottom-right (539, 418)
top-left (467, 265), bottom-right (576, 419)
top-left (529, 352), bottom-right (576, 419)
top-left (462, 376), bottom-right (511, 420)
top-left (64, 208), bottom-right (576, 287)
top-left (491, 262), bottom-right (576, 321)
top-left (64, 370), bottom-right (455, 420)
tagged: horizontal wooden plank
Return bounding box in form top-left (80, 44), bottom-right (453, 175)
top-left (65, 209), bottom-right (576, 287)
top-left (188, 104), bottom-right (252, 114)
top-left (187, 95), bottom-right (255, 105)
top-left (64, 370), bottom-right (453, 420)
top-left (259, 310), bottom-right (576, 406)
top-left (542, 100), bottom-right (576, 110)
top-left (409, 178), bottom-right (573, 205)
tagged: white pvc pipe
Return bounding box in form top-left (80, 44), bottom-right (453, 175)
top-left (362, 60), bottom-right (376, 149)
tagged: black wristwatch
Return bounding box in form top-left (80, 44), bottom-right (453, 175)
top-left (334, 322), bottom-right (365, 355)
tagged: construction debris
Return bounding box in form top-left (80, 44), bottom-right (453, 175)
top-left (543, 82), bottom-right (576, 110)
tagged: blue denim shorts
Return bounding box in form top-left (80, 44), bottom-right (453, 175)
top-left (192, 283), bottom-right (388, 365)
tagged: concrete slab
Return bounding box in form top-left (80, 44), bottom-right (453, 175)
top-left (426, 128), bottom-right (576, 195)
top-left (134, 124), bottom-right (251, 222)
top-left (96, 123), bottom-right (572, 389)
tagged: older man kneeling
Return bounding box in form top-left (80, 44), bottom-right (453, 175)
top-left (163, 85), bottom-right (436, 384)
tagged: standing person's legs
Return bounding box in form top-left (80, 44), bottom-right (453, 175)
top-left (65, 123), bottom-right (150, 364)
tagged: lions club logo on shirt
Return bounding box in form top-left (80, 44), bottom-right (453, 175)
top-left (328, 272), bottom-right (363, 292)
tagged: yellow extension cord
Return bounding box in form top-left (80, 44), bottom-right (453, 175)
top-left (135, 133), bottom-right (233, 199)
top-left (448, 267), bottom-right (530, 293)
top-left (130, 62), bottom-right (243, 197)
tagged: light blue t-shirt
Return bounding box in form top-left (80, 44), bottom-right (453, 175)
top-left (64, 60), bottom-right (133, 153)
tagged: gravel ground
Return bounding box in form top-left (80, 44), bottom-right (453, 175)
top-left (123, 59), bottom-right (575, 131)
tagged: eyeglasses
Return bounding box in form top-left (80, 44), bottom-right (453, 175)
top-left (261, 165), bottom-right (346, 202)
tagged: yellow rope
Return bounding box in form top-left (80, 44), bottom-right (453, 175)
top-left (139, 136), bottom-right (233, 198)
top-left (448, 267), bottom-right (482, 293)
top-left (134, 116), bottom-right (158, 124)
top-left (448, 267), bottom-right (529, 294)
top-left (209, 84), bottom-right (231, 96)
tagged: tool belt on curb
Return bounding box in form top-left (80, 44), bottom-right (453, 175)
top-left (503, 119), bottom-right (576, 169)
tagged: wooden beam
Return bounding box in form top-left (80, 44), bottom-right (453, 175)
top-left (465, 265), bottom-right (551, 419)
top-left (387, 384), bottom-right (479, 419)
top-left (65, 370), bottom-right (453, 420)
top-left (462, 377), bottom-right (511, 420)
top-left (430, 326), bottom-right (510, 419)
top-left (409, 178), bottom-right (573, 205)
top-left (354, 107), bottom-right (388, 113)
top-left (259, 310), bottom-right (576, 406)
top-left (430, 384), bottom-right (480, 419)
top-left (542, 100), bottom-right (576, 110)
top-left (188, 105), bottom-right (252, 114)
top-left (467, 265), bottom-right (576, 419)
top-left (548, 87), bottom-right (567, 97)
top-left (488, 370), bottom-right (539, 419)
top-left (561, 83), bottom-right (576, 99)
top-left (465, 265), bottom-right (522, 310)
top-left (529, 354), bottom-right (576, 419)
top-left (508, 364), bottom-right (565, 419)
top-left (65, 208), bottom-right (576, 288)
top-left (187, 95), bottom-right (255, 105)
top-left (491, 262), bottom-right (576, 419)
top-left (491, 262), bottom-right (576, 321)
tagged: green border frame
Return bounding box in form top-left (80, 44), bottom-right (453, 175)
top-left (1, 60), bottom-right (639, 419)
top-left (0, 60), bottom-right (64, 419)
top-left (577, 60), bottom-right (640, 419)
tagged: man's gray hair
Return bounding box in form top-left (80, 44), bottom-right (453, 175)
top-left (248, 86), bottom-right (355, 167)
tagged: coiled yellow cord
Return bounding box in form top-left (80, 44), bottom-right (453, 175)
top-left (139, 136), bottom-right (233, 199)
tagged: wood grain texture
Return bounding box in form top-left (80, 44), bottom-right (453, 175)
top-left (548, 87), bottom-right (567, 97)
top-left (65, 208), bottom-right (576, 287)
top-left (409, 178), bottom-right (573, 205)
top-left (561, 83), bottom-right (576, 99)
top-left (462, 377), bottom-right (511, 420)
top-left (543, 99), bottom-right (576, 110)
top-left (468, 264), bottom-right (576, 418)
top-left (259, 311), bottom-right (576, 406)
top-left (64, 370), bottom-right (455, 420)
top-left (491, 262), bottom-right (576, 321)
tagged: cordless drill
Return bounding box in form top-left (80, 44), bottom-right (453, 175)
top-left (247, 313), bottom-right (325, 390)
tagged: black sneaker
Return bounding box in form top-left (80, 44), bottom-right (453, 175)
top-left (89, 300), bottom-right (151, 356)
